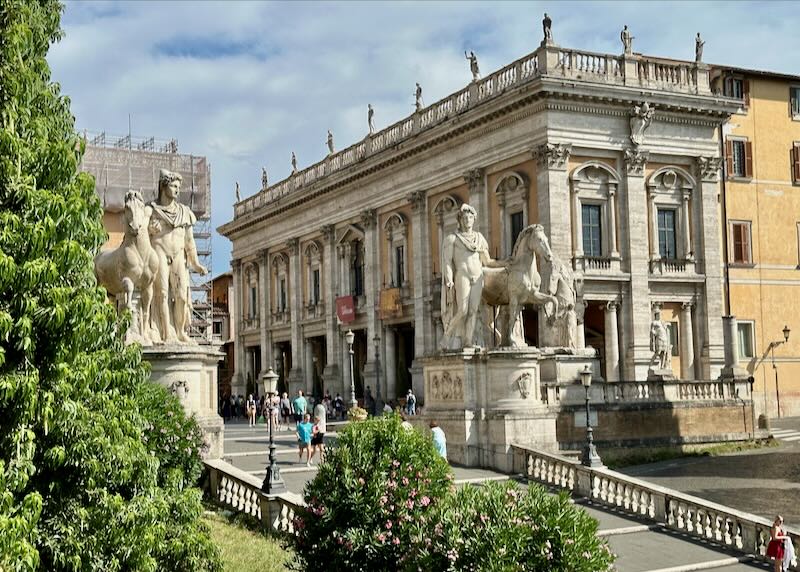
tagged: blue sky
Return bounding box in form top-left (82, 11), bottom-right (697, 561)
top-left (48, 1), bottom-right (800, 276)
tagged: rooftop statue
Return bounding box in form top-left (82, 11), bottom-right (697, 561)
top-left (235, 181), bottom-right (241, 202)
top-left (695, 32), bottom-right (705, 62)
top-left (542, 13), bottom-right (553, 43)
top-left (368, 104), bottom-right (375, 135)
top-left (621, 25), bottom-right (634, 55)
top-left (414, 83), bottom-right (423, 111)
top-left (291, 151), bottom-right (298, 174)
top-left (262, 167), bottom-right (268, 189)
top-left (326, 130), bottom-right (334, 155)
top-left (465, 50), bottom-right (480, 81)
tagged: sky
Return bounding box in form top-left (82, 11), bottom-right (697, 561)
top-left (48, 1), bottom-right (800, 277)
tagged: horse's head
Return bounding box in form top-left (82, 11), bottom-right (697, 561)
top-left (124, 190), bottom-right (147, 236)
top-left (529, 224), bottom-right (553, 263)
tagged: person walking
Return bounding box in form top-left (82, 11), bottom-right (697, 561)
top-left (280, 392), bottom-right (291, 428)
top-left (292, 389), bottom-right (308, 427)
top-left (766, 515), bottom-right (789, 572)
top-left (296, 413), bottom-right (313, 467)
top-left (334, 393), bottom-right (344, 420)
top-left (309, 411), bottom-right (326, 464)
top-left (246, 394), bottom-right (257, 427)
top-left (270, 391), bottom-right (281, 431)
top-left (405, 389), bottom-right (416, 416)
top-left (365, 386), bottom-right (375, 417)
top-left (429, 420), bottom-right (447, 460)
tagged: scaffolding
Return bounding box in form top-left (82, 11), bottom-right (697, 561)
top-left (80, 131), bottom-right (213, 343)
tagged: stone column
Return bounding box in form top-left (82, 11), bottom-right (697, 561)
top-left (695, 156), bottom-right (726, 378)
top-left (384, 327), bottom-right (397, 401)
top-left (604, 301), bottom-right (620, 382)
top-left (321, 224), bottom-right (341, 395)
top-left (286, 238), bottom-right (304, 394)
top-left (304, 341), bottom-right (315, 396)
top-left (231, 258), bottom-right (246, 396)
top-left (681, 191), bottom-right (693, 260)
top-left (361, 209), bottom-right (379, 390)
top-left (533, 143), bottom-right (572, 263)
top-left (680, 301), bottom-right (696, 380)
top-left (607, 184), bottom-right (620, 258)
top-left (465, 168), bottom-right (488, 237)
top-left (572, 184), bottom-right (583, 258)
top-left (623, 149), bottom-right (653, 379)
top-left (258, 248), bottom-right (272, 379)
top-left (408, 190), bottom-right (431, 399)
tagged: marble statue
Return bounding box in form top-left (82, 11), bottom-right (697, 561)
top-left (630, 102), bottom-right (655, 147)
top-left (235, 181), bottom-right (241, 202)
top-left (544, 255), bottom-right (578, 348)
top-left (621, 25), bottom-right (634, 55)
top-left (261, 167), bottom-right (268, 189)
top-left (649, 309), bottom-right (672, 370)
top-left (94, 190), bottom-right (159, 344)
top-left (149, 169), bottom-right (208, 344)
top-left (440, 204), bottom-right (502, 350)
top-left (465, 51), bottom-right (480, 81)
top-left (695, 33), bottom-right (705, 62)
top-left (542, 13), bottom-right (553, 43)
top-left (291, 151), bottom-right (298, 174)
top-left (415, 83), bottom-right (423, 111)
top-left (368, 104), bottom-right (375, 135)
top-left (326, 130), bottom-right (334, 154)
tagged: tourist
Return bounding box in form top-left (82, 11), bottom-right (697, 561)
top-left (365, 386), bottom-right (375, 416)
top-left (280, 392), bottom-right (291, 428)
top-left (333, 393), bottom-right (344, 420)
top-left (400, 413), bottom-right (413, 431)
top-left (309, 412), bottom-right (326, 464)
top-left (383, 400), bottom-right (393, 414)
top-left (221, 394), bottom-right (230, 421)
top-left (430, 420), bottom-right (447, 460)
top-left (324, 391), bottom-right (333, 418)
top-left (293, 390), bottom-right (308, 426)
top-left (766, 515), bottom-right (789, 572)
top-left (246, 394), bottom-right (257, 427)
top-left (237, 394), bottom-right (244, 420)
top-left (405, 389), bottom-right (416, 416)
top-left (270, 391), bottom-right (281, 431)
top-left (296, 413), bottom-right (313, 467)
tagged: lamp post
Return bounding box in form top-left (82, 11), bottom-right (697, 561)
top-left (345, 329), bottom-right (357, 410)
top-left (580, 365), bottom-right (603, 468)
top-left (261, 367), bottom-right (285, 494)
top-left (768, 325), bottom-right (790, 418)
top-left (748, 375), bottom-right (756, 440)
top-left (373, 334), bottom-right (383, 414)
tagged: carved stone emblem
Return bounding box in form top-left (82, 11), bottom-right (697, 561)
top-left (514, 372), bottom-right (533, 399)
top-left (624, 148), bottom-right (649, 176)
top-left (629, 102), bottom-right (655, 147)
top-left (696, 156), bottom-right (722, 182)
top-left (533, 143), bottom-right (572, 170)
top-left (429, 371), bottom-right (464, 401)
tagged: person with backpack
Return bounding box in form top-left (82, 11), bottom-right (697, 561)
top-left (333, 393), bottom-right (344, 420)
top-left (406, 389), bottom-right (417, 416)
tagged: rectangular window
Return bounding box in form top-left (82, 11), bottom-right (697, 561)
top-left (791, 87), bottom-right (800, 117)
top-left (737, 321), bottom-right (755, 359)
top-left (666, 322), bottom-right (679, 356)
top-left (394, 245), bottom-right (405, 286)
top-left (730, 221), bottom-right (752, 264)
top-left (792, 143), bottom-right (800, 184)
top-left (212, 321), bottom-right (222, 335)
top-left (724, 77), bottom-right (744, 100)
top-left (312, 269), bottom-right (320, 304)
top-left (279, 278), bottom-right (287, 311)
top-left (510, 211), bottom-right (525, 249)
top-left (732, 140), bottom-right (746, 177)
top-left (581, 204), bottom-right (602, 258)
top-left (352, 241), bottom-right (364, 297)
top-left (249, 286), bottom-right (257, 318)
top-left (657, 209), bottom-right (677, 259)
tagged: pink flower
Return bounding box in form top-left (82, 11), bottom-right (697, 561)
top-left (387, 479), bottom-right (397, 490)
top-left (392, 537), bottom-right (400, 545)
top-left (406, 500), bottom-right (414, 509)
top-left (401, 477), bottom-right (409, 486)
top-left (420, 496), bottom-right (431, 507)
top-left (358, 477), bottom-right (365, 485)
top-left (447, 549), bottom-right (458, 562)
top-left (379, 495), bottom-right (388, 506)
top-left (410, 489), bottom-right (418, 498)
top-left (385, 520), bottom-right (393, 529)
top-left (377, 533), bottom-right (386, 543)
top-left (392, 460), bottom-right (400, 467)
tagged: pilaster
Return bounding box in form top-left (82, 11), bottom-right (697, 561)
top-left (680, 301), bottom-right (696, 381)
top-left (464, 168), bottom-right (488, 236)
top-left (231, 258), bottom-right (246, 396)
top-left (321, 224), bottom-right (341, 394)
top-left (257, 248), bottom-right (272, 381)
top-left (604, 301), bottom-right (620, 382)
top-left (286, 238), bottom-right (304, 394)
top-left (533, 143), bottom-right (572, 262)
top-left (408, 190), bottom-right (432, 399)
top-left (361, 208), bottom-right (380, 390)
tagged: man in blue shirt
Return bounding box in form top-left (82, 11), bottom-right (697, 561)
top-left (296, 413), bottom-right (313, 466)
top-left (430, 420), bottom-right (447, 460)
top-left (292, 389), bottom-right (308, 426)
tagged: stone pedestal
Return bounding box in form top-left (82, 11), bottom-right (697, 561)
top-left (647, 368), bottom-right (677, 382)
top-left (143, 344), bottom-right (225, 459)
top-left (419, 347), bottom-right (600, 472)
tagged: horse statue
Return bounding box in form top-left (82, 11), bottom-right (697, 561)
top-left (94, 190), bottom-right (159, 345)
top-left (542, 255), bottom-right (579, 348)
top-left (482, 224), bottom-right (558, 347)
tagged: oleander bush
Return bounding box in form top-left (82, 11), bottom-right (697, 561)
top-left (0, 1), bottom-right (220, 569)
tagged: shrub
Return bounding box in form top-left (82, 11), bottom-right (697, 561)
top-left (419, 481), bottom-right (615, 572)
top-left (290, 414), bottom-right (453, 570)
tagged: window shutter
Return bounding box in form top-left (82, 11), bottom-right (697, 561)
top-left (745, 141), bottom-right (753, 178)
top-left (793, 144), bottom-right (800, 183)
top-left (732, 224), bottom-right (742, 263)
top-left (742, 224), bottom-right (750, 263)
top-left (743, 80), bottom-right (751, 107)
top-left (725, 140), bottom-right (734, 179)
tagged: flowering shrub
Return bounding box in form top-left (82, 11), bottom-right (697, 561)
top-left (347, 405), bottom-right (368, 421)
top-left (418, 481), bottom-right (615, 571)
top-left (290, 414), bottom-right (453, 570)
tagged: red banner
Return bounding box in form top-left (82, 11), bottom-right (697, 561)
top-left (336, 295), bottom-right (355, 323)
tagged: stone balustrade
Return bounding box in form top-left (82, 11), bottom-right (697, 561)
top-left (233, 39), bottom-right (714, 221)
top-left (205, 459), bottom-right (305, 536)
top-left (512, 446), bottom-right (799, 571)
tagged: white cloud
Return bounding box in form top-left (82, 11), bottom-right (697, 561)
top-left (48, 0), bottom-right (800, 275)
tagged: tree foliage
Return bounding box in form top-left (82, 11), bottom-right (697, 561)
top-left (0, 1), bottom-right (219, 569)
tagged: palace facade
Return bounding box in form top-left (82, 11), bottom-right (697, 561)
top-left (219, 36), bottom-right (750, 412)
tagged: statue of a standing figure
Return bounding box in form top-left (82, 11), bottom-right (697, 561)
top-left (326, 130), bottom-right (334, 155)
top-left (414, 83), bottom-right (423, 111)
top-left (440, 204), bottom-right (502, 350)
top-left (649, 309), bottom-right (672, 370)
top-left (465, 51), bottom-right (480, 81)
top-left (149, 169), bottom-right (208, 344)
top-left (261, 167), bottom-right (268, 189)
top-left (620, 25), bottom-right (634, 55)
top-left (695, 33), bottom-right (705, 62)
top-left (368, 104), bottom-right (375, 135)
top-left (542, 13), bottom-right (553, 43)
top-left (291, 151), bottom-right (298, 174)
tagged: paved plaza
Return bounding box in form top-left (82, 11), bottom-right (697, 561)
top-left (220, 417), bottom-right (799, 571)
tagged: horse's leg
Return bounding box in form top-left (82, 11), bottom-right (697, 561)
top-left (139, 282), bottom-right (153, 345)
top-left (505, 298), bottom-right (520, 347)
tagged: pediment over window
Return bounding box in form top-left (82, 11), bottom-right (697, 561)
top-left (570, 162), bottom-right (620, 187)
top-left (646, 166), bottom-right (695, 194)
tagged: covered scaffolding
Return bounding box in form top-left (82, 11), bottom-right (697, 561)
top-left (80, 131), bottom-right (213, 343)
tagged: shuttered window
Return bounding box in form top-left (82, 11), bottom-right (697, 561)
top-left (730, 221), bottom-right (752, 264)
top-left (792, 143), bottom-right (800, 184)
top-left (726, 139), bottom-right (752, 179)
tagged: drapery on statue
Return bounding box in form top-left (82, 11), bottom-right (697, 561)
top-left (94, 190), bottom-right (158, 344)
top-left (649, 309), bottom-right (672, 370)
top-left (440, 204), bottom-right (503, 350)
top-left (465, 50), bottom-right (480, 81)
top-left (695, 33), bottom-right (705, 62)
top-left (149, 169), bottom-right (208, 344)
top-left (414, 83), bottom-right (423, 111)
top-left (482, 224), bottom-right (558, 347)
top-left (368, 104), bottom-right (375, 135)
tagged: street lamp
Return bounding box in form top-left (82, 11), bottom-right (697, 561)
top-left (374, 334), bottom-right (383, 415)
top-left (748, 375), bottom-right (756, 440)
top-left (580, 365), bottom-right (603, 468)
top-left (261, 367), bottom-right (285, 494)
top-left (769, 325), bottom-right (791, 418)
top-left (345, 329), bottom-right (357, 410)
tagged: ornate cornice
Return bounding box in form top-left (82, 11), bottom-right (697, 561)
top-left (533, 142), bottom-right (572, 170)
top-left (696, 156), bottom-right (722, 182)
top-left (623, 148), bottom-right (649, 176)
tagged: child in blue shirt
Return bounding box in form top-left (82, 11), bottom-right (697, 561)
top-left (296, 413), bottom-right (313, 466)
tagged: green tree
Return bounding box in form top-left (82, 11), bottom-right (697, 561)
top-left (0, 2), bottom-right (220, 570)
